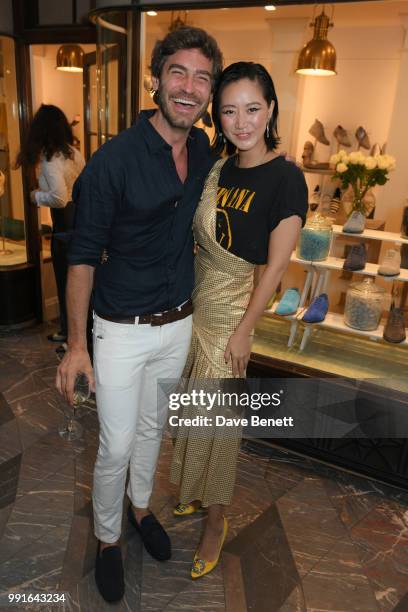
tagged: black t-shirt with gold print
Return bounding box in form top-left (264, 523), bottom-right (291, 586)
top-left (216, 155), bottom-right (308, 264)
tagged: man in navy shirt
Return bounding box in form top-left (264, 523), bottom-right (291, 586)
top-left (56, 26), bottom-right (222, 603)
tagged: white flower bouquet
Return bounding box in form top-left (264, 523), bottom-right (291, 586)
top-left (330, 150), bottom-right (396, 215)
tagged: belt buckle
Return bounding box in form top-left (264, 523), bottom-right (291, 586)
top-left (150, 313), bottom-right (164, 326)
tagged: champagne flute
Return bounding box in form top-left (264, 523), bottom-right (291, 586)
top-left (58, 373), bottom-right (90, 441)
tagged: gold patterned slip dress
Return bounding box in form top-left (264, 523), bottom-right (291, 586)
top-left (170, 158), bottom-right (256, 507)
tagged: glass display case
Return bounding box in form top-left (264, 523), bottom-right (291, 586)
top-left (0, 36), bottom-right (27, 267)
top-left (0, 34), bottom-right (37, 328)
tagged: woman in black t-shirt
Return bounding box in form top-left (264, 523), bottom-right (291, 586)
top-left (170, 62), bottom-right (308, 578)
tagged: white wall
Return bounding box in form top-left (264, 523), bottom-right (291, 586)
top-left (31, 46), bottom-right (84, 130)
top-left (376, 15), bottom-right (408, 231)
top-left (295, 24), bottom-right (401, 211)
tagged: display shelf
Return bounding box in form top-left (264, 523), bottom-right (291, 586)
top-left (264, 302), bottom-right (305, 321)
top-left (301, 165), bottom-right (332, 175)
top-left (283, 223), bottom-right (408, 351)
top-left (298, 311), bottom-right (408, 347)
top-left (332, 225), bottom-right (408, 244)
top-left (312, 256), bottom-right (408, 282)
top-left (0, 241), bottom-right (28, 266)
top-left (290, 253), bottom-right (312, 266)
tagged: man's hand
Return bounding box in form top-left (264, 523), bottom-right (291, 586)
top-left (56, 347), bottom-right (95, 405)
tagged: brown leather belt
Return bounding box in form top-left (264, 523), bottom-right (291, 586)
top-left (96, 299), bottom-right (193, 327)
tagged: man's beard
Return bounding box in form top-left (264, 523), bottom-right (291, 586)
top-left (156, 86), bottom-right (207, 130)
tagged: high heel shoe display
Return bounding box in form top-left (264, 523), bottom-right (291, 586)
top-left (370, 143), bottom-right (381, 157)
top-left (302, 141), bottom-right (315, 166)
top-left (309, 185), bottom-right (320, 211)
top-left (191, 517), bottom-right (228, 579)
top-left (355, 126), bottom-right (371, 150)
top-left (333, 125), bottom-right (351, 147)
top-left (309, 118), bottom-right (330, 145)
top-left (329, 187), bottom-right (341, 215)
top-left (302, 140), bottom-right (330, 169)
top-left (383, 306), bottom-right (406, 344)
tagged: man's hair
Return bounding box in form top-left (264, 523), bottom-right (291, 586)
top-left (150, 26), bottom-right (223, 87)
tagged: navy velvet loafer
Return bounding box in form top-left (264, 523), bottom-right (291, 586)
top-left (128, 505), bottom-right (171, 561)
top-left (94, 542), bottom-right (124, 603)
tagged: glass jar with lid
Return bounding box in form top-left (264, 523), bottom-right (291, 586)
top-left (296, 213), bottom-right (333, 261)
top-left (344, 278), bottom-right (385, 331)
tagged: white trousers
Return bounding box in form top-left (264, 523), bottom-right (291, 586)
top-left (92, 313), bottom-right (192, 543)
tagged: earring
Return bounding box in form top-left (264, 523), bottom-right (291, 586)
top-left (266, 123), bottom-right (270, 138)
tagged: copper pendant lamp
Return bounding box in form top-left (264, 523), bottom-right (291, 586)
top-left (296, 8), bottom-right (337, 76)
top-left (56, 45), bottom-right (84, 73)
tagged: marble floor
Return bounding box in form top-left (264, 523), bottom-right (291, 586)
top-left (0, 323), bottom-right (408, 612)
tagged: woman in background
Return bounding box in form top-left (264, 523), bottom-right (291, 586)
top-left (170, 62), bottom-right (308, 578)
top-left (16, 104), bottom-right (85, 343)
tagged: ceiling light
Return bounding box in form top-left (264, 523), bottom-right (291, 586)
top-left (265, 5), bottom-right (276, 10)
top-left (56, 45), bottom-right (84, 73)
top-left (147, 11), bottom-right (157, 16)
top-left (296, 8), bottom-right (337, 76)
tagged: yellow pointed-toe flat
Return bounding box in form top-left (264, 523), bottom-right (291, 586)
top-left (191, 517), bottom-right (228, 579)
top-left (173, 502), bottom-right (203, 517)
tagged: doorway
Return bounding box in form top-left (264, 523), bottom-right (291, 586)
top-left (29, 42), bottom-right (95, 322)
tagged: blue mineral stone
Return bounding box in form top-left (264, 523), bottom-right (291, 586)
top-left (297, 228), bottom-right (331, 261)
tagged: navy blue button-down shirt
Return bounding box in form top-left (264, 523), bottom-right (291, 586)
top-left (68, 111), bottom-right (215, 317)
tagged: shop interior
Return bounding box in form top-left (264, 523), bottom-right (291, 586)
top-left (138, 2), bottom-right (408, 390)
top-left (1, 0), bottom-right (408, 382)
top-left (1, 3), bottom-right (408, 608)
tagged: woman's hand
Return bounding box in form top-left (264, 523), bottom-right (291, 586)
top-left (224, 331), bottom-right (252, 377)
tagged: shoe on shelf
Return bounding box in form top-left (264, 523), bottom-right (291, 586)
top-left (47, 331), bottom-right (67, 343)
top-left (378, 248), bottom-right (401, 276)
top-left (173, 502), bottom-right (203, 517)
top-left (343, 211), bottom-right (366, 234)
top-left (275, 288), bottom-right (301, 316)
top-left (383, 307), bottom-right (406, 343)
top-left (370, 142), bottom-right (381, 157)
top-left (309, 118), bottom-right (330, 145)
top-left (94, 542), bottom-right (125, 603)
top-left (309, 185), bottom-right (320, 212)
top-left (355, 126), bottom-right (371, 150)
top-left (333, 125), bottom-right (351, 147)
top-left (302, 141), bottom-right (315, 167)
top-left (329, 187), bottom-right (341, 215)
top-left (191, 516), bottom-right (228, 580)
top-left (128, 505), bottom-right (171, 561)
top-left (401, 244), bottom-right (408, 269)
top-left (302, 293), bottom-right (329, 323)
top-left (343, 243), bottom-right (367, 271)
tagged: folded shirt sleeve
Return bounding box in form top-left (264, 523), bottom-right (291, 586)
top-left (68, 149), bottom-right (123, 267)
